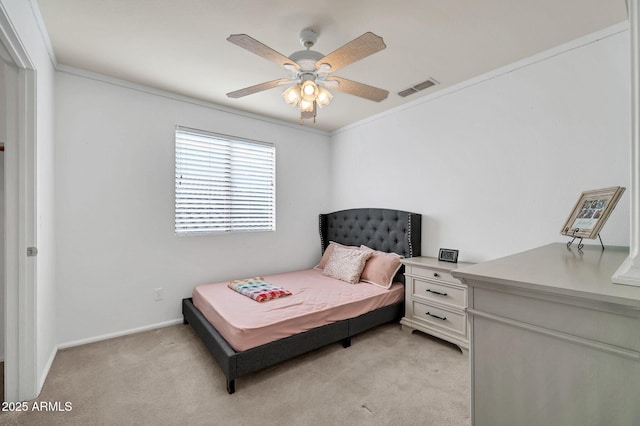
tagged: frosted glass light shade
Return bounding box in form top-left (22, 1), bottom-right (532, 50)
top-left (299, 99), bottom-right (315, 112)
top-left (301, 80), bottom-right (319, 102)
top-left (316, 87), bottom-right (333, 108)
top-left (282, 85), bottom-right (301, 106)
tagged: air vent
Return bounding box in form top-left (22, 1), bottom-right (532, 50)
top-left (398, 88), bottom-right (418, 97)
top-left (397, 78), bottom-right (439, 97)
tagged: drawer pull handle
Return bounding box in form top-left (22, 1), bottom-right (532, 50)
top-left (433, 272), bottom-right (440, 278)
top-left (426, 289), bottom-right (448, 296)
top-left (426, 312), bottom-right (447, 321)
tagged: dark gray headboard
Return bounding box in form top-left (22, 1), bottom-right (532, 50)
top-left (319, 208), bottom-right (421, 259)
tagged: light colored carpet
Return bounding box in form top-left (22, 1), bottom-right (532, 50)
top-left (2, 323), bottom-right (469, 425)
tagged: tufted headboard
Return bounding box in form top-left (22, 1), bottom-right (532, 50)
top-left (319, 208), bottom-right (422, 260)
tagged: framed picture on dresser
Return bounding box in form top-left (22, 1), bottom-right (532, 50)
top-left (560, 186), bottom-right (626, 239)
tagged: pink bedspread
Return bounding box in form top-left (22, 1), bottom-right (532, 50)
top-left (192, 268), bottom-right (404, 351)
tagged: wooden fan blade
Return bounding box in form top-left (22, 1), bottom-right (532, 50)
top-left (227, 34), bottom-right (300, 70)
top-left (227, 78), bottom-right (291, 98)
top-left (316, 32), bottom-right (386, 73)
top-left (326, 77), bottom-right (389, 102)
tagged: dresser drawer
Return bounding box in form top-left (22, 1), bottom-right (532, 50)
top-left (407, 265), bottom-right (460, 285)
top-left (472, 287), bottom-right (640, 352)
top-left (413, 278), bottom-right (466, 308)
top-left (412, 300), bottom-right (466, 335)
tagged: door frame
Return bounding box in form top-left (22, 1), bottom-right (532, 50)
top-left (0, 3), bottom-right (38, 402)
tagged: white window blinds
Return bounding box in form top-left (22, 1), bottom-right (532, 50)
top-left (175, 127), bottom-right (276, 234)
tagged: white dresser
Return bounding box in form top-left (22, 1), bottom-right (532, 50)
top-left (453, 243), bottom-right (640, 426)
top-left (400, 257), bottom-right (473, 353)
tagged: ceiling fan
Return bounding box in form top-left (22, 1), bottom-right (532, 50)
top-left (226, 29), bottom-right (389, 123)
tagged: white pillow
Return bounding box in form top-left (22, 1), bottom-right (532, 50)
top-left (322, 246), bottom-right (373, 284)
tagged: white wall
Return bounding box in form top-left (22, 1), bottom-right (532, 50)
top-left (330, 27), bottom-right (631, 263)
top-left (55, 71), bottom-right (331, 346)
top-left (1, 0), bottom-right (57, 395)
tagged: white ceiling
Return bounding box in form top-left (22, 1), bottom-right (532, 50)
top-left (36, 0), bottom-right (628, 132)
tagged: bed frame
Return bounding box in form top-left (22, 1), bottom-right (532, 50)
top-left (182, 208), bottom-right (421, 394)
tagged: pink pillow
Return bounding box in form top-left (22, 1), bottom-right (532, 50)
top-left (359, 245), bottom-right (404, 289)
top-left (314, 241), bottom-right (359, 270)
top-left (322, 246), bottom-right (373, 284)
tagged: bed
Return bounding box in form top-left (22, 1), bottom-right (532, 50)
top-left (182, 208), bottom-right (422, 394)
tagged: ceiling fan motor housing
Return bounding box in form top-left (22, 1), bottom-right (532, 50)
top-left (287, 29), bottom-right (323, 73)
top-left (289, 49), bottom-right (323, 72)
top-left (299, 28), bottom-right (318, 48)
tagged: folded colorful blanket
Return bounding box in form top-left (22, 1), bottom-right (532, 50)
top-left (228, 277), bottom-right (292, 302)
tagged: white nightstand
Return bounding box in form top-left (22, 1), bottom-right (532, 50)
top-left (400, 256), bottom-right (472, 353)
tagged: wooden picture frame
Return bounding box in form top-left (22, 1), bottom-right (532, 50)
top-left (560, 186), bottom-right (626, 239)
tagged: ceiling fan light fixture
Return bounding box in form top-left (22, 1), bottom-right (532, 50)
top-left (282, 84), bottom-right (301, 106)
top-left (227, 31), bottom-right (388, 124)
top-left (299, 98), bottom-right (315, 112)
top-left (301, 80), bottom-right (319, 101)
top-left (316, 87), bottom-right (333, 108)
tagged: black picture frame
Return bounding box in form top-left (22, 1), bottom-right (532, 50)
top-left (438, 248), bottom-right (459, 263)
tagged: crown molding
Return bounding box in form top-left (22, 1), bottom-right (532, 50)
top-left (27, 0), bottom-right (56, 67)
top-left (332, 21), bottom-right (630, 136)
top-left (56, 64), bottom-right (330, 137)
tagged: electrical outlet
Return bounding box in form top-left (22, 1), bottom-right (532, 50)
top-left (153, 287), bottom-right (164, 301)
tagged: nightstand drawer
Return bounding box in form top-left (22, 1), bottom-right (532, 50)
top-left (408, 266), bottom-right (459, 285)
top-left (413, 279), bottom-right (465, 307)
top-left (412, 300), bottom-right (466, 335)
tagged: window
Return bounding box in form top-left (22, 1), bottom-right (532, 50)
top-left (175, 127), bottom-right (276, 234)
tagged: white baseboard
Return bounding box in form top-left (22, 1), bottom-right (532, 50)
top-left (38, 346), bottom-right (57, 394)
top-left (57, 318), bottom-right (184, 350)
